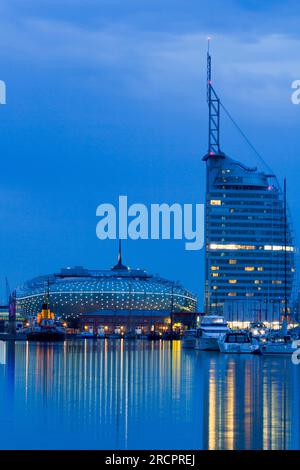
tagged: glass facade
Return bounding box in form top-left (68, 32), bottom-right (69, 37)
top-left (16, 265), bottom-right (197, 319)
top-left (204, 153), bottom-right (295, 318)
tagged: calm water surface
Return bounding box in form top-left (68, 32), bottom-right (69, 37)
top-left (0, 339), bottom-right (299, 450)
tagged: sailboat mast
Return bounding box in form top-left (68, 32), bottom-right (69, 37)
top-left (284, 179), bottom-right (288, 320)
top-left (170, 283), bottom-right (174, 333)
top-left (45, 277), bottom-right (50, 307)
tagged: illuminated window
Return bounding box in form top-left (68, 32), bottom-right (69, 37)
top-left (264, 245), bottom-right (294, 252)
top-left (245, 267), bottom-right (254, 272)
top-left (209, 244), bottom-right (256, 250)
top-left (213, 286), bottom-right (218, 290)
top-left (229, 259), bottom-right (237, 265)
top-left (254, 280), bottom-right (263, 284)
top-left (210, 200), bottom-right (222, 206)
top-left (229, 280), bottom-right (237, 284)
top-left (211, 266), bottom-right (219, 271)
top-left (257, 267), bottom-right (264, 271)
top-left (212, 273), bottom-right (219, 277)
top-left (246, 293), bottom-right (254, 297)
top-left (272, 280), bottom-right (282, 285)
top-left (228, 292), bottom-right (237, 297)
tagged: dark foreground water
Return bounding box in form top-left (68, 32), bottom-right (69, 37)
top-left (0, 339), bottom-right (300, 450)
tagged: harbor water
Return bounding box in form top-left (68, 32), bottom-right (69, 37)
top-left (0, 339), bottom-right (300, 450)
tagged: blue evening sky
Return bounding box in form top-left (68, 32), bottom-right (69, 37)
top-left (0, 0), bottom-right (300, 306)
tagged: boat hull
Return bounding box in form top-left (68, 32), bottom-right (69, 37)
top-left (218, 341), bottom-right (260, 354)
top-left (182, 338), bottom-right (196, 349)
top-left (147, 333), bottom-right (161, 341)
top-left (195, 337), bottom-right (219, 351)
top-left (27, 331), bottom-right (65, 342)
top-left (261, 343), bottom-right (295, 354)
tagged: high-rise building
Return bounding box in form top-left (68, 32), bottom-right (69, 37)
top-left (203, 43), bottom-right (295, 320)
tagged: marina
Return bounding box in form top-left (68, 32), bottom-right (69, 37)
top-left (0, 0), bottom-right (299, 455)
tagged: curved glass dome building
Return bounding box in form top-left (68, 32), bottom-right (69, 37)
top-left (16, 248), bottom-right (197, 332)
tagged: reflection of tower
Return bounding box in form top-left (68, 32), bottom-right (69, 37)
top-left (201, 355), bottom-right (265, 450)
top-left (262, 357), bottom-right (293, 450)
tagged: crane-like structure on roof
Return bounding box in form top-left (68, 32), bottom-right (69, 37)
top-left (206, 37), bottom-right (222, 156)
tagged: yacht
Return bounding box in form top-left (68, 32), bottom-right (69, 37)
top-left (218, 331), bottom-right (260, 354)
top-left (249, 322), bottom-right (269, 338)
top-left (110, 326), bottom-right (123, 339)
top-left (78, 330), bottom-right (96, 339)
top-left (260, 333), bottom-right (296, 355)
top-left (97, 326), bottom-right (107, 339)
top-left (195, 315), bottom-right (229, 351)
top-left (182, 329), bottom-right (197, 349)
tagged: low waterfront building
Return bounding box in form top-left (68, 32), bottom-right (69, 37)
top-left (16, 248), bottom-right (197, 334)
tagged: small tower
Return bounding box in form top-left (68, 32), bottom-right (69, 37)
top-left (112, 240), bottom-right (129, 271)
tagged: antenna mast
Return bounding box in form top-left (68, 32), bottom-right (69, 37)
top-left (284, 179), bottom-right (288, 320)
top-left (45, 278), bottom-right (50, 306)
top-left (207, 38), bottom-right (221, 155)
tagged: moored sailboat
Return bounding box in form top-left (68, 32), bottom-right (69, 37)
top-left (261, 180), bottom-right (296, 355)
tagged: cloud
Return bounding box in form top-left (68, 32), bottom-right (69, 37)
top-left (0, 15), bottom-right (299, 101)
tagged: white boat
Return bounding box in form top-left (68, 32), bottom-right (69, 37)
top-left (218, 331), bottom-right (260, 354)
top-left (260, 334), bottom-right (295, 355)
top-left (182, 329), bottom-right (197, 349)
top-left (78, 330), bottom-right (96, 339)
top-left (135, 326), bottom-right (143, 338)
top-left (97, 326), bottom-right (106, 338)
top-left (249, 322), bottom-right (269, 338)
top-left (110, 326), bottom-right (123, 339)
top-left (195, 315), bottom-right (229, 351)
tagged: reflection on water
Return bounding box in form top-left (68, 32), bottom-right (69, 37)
top-left (0, 340), bottom-right (300, 450)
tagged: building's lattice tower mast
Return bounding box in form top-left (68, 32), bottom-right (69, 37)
top-left (207, 38), bottom-right (221, 156)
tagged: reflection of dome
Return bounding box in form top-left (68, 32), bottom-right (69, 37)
top-left (16, 246), bottom-right (197, 320)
